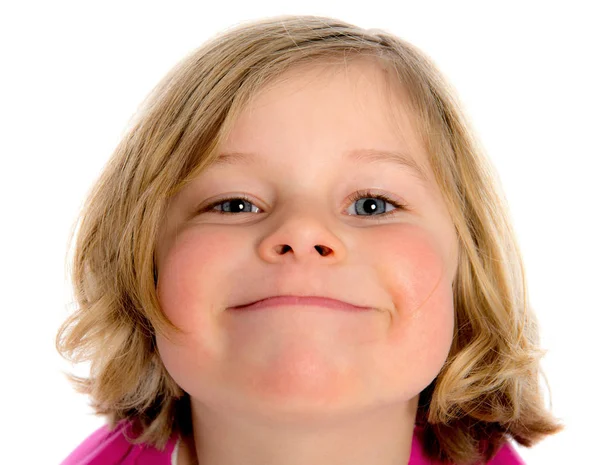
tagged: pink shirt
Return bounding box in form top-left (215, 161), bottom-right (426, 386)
top-left (61, 421), bottom-right (524, 465)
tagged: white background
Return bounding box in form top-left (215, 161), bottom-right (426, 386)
top-left (1, 1), bottom-right (598, 463)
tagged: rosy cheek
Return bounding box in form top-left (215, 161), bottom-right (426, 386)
top-left (369, 224), bottom-right (455, 387)
top-left (374, 224), bottom-right (452, 318)
top-left (157, 227), bottom-right (233, 327)
top-left (156, 227), bottom-right (238, 385)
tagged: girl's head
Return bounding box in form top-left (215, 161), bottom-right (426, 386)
top-left (57, 15), bottom-right (561, 464)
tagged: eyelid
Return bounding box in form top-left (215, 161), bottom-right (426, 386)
top-left (345, 189), bottom-right (408, 210)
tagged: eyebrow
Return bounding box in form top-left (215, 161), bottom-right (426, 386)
top-left (212, 148), bottom-right (429, 183)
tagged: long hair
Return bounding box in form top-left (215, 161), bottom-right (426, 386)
top-left (56, 15), bottom-right (562, 464)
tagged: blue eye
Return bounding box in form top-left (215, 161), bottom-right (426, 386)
top-left (203, 190), bottom-right (406, 218)
top-left (209, 196), bottom-right (260, 214)
top-left (346, 190), bottom-right (406, 217)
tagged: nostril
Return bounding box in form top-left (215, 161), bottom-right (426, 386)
top-left (315, 245), bottom-right (332, 256)
top-left (276, 244), bottom-right (292, 254)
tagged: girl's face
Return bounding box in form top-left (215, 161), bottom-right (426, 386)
top-left (155, 60), bottom-right (459, 420)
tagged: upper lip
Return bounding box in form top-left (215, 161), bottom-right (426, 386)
top-left (231, 294), bottom-right (371, 310)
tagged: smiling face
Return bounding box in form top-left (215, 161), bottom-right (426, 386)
top-left (154, 59), bottom-right (459, 422)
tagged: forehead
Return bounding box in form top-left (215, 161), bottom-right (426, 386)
top-left (218, 59), bottom-right (432, 178)
top-left (241, 59), bottom-right (418, 132)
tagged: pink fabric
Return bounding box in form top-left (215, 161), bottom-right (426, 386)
top-left (408, 427), bottom-right (525, 464)
top-left (60, 420), bottom-right (176, 465)
top-left (61, 421), bottom-right (524, 465)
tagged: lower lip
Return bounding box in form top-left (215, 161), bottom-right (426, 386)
top-left (231, 296), bottom-right (371, 312)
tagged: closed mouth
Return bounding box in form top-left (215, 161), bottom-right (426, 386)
top-left (231, 295), bottom-right (371, 311)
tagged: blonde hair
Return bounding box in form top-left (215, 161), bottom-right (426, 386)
top-left (56, 14), bottom-right (562, 464)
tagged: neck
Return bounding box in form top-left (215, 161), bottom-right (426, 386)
top-left (182, 396), bottom-right (419, 465)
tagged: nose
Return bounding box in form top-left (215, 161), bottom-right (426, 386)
top-left (257, 206), bottom-right (347, 264)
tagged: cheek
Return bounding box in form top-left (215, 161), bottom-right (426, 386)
top-left (368, 224), bottom-right (455, 392)
top-left (155, 227), bottom-right (245, 388)
top-left (380, 225), bottom-right (451, 314)
top-left (157, 227), bottom-right (238, 326)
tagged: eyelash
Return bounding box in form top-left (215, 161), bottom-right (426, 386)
top-left (202, 189), bottom-right (407, 220)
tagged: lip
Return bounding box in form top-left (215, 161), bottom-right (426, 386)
top-left (231, 295), bottom-right (372, 312)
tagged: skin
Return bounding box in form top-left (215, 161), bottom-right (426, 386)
top-left (154, 59), bottom-right (459, 465)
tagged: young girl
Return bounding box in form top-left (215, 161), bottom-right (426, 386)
top-left (56, 15), bottom-right (562, 465)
